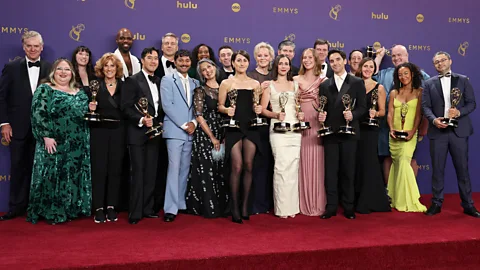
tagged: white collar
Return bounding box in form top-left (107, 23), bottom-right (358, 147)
top-left (334, 71), bottom-right (347, 81)
top-left (26, 56), bottom-right (40, 62)
top-left (177, 71), bottom-right (189, 81)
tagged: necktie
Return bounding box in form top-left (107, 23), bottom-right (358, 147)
top-left (439, 72), bottom-right (451, 79)
top-left (148, 75), bottom-right (158, 83)
top-left (28, 61), bottom-right (40, 68)
top-left (166, 60), bottom-right (175, 69)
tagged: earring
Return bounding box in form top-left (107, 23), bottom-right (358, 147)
top-left (400, 82), bottom-right (402, 88)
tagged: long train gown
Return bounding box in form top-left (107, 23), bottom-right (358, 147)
top-left (387, 98), bottom-right (427, 212)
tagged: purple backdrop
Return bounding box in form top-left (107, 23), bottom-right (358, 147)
top-left (0, 0), bottom-right (478, 211)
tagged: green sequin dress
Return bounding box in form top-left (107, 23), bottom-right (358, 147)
top-left (27, 84), bottom-right (92, 224)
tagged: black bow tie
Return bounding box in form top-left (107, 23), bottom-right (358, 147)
top-left (166, 60), bottom-right (175, 69)
top-left (321, 64), bottom-right (326, 70)
top-left (148, 75), bottom-right (158, 83)
top-left (28, 61), bottom-right (40, 68)
top-left (439, 72), bottom-right (451, 78)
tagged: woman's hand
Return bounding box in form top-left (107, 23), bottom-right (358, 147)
top-left (405, 130), bottom-right (415, 141)
top-left (254, 105), bottom-right (263, 114)
top-left (389, 130), bottom-right (397, 139)
top-left (88, 101), bottom-right (97, 111)
top-left (369, 109), bottom-right (377, 119)
top-left (44, 137), bottom-right (57, 154)
top-left (277, 112), bottom-right (286, 121)
top-left (211, 137), bottom-right (221, 151)
top-left (297, 112), bottom-right (305, 121)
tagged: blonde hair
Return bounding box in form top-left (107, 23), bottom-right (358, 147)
top-left (253, 42), bottom-right (274, 67)
top-left (22, 31), bottom-right (43, 45)
top-left (94, 53), bottom-right (124, 79)
top-left (298, 48), bottom-right (322, 76)
top-left (48, 58), bottom-right (77, 89)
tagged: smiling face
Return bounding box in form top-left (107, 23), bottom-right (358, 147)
top-left (75, 50), bottom-right (90, 67)
top-left (103, 59), bottom-right (116, 80)
top-left (329, 52), bottom-right (347, 75)
top-left (349, 51), bottom-right (363, 73)
top-left (279, 45), bottom-right (295, 61)
top-left (23, 36), bottom-right (43, 61)
top-left (391, 45), bottom-right (409, 67)
top-left (116, 29), bottom-right (133, 53)
top-left (398, 66), bottom-right (412, 86)
top-left (361, 60), bottom-right (375, 79)
top-left (141, 51), bottom-right (159, 74)
top-left (302, 49), bottom-right (315, 71)
top-left (199, 62), bottom-right (216, 81)
top-left (162, 36), bottom-right (178, 58)
top-left (277, 56), bottom-right (291, 76)
top-left (232, 54), bottom-right (249, 74)
top-left (314, 44), bottom-right (328, 63)
top-left (256, 47), bottom-right (271, 69)
top-left (433, 54), bottom-right (452, 75)
top-left (219, 48), bottom-right (233, 68)
top-left (197, 45), bottom-right (210, 60)
top-left (54, 60), bottom-right (73, 86)
top-left (175, 55), bottom-right (192, 75)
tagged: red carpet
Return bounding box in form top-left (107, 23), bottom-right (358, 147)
top-left (1, 194), bottom-right (480, 269)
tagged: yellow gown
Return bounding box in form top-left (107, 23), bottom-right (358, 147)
top-left (387, 98), bottom-right (427, 212)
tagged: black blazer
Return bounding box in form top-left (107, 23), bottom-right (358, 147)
top-left (319, 74), bottom-right (367, 144)
top-left (86, 79), bottom-right (124, 122)
top-left (121, 72), bottom-right (164, 145)
top-left (154, 61), bottom-right (166, 80)
top-left (324, 63), bottom-right (334, 79)
top-left (0, 57), bottom-right (51, 139)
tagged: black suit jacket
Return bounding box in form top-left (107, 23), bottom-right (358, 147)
top-left (324, 63), bottom-right (334, 78)
top-left (0, 58), bottom-right (51, 139)
top-left (319, 74), bottom-right (367, 144)
top-left (154, 61), bottom-right (166, 80)
top-left (121, 72), bottom-right (164, 145)
top-left (86, 79), bottom-right (124, 122)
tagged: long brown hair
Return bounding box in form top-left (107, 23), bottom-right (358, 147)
top-left (298, 48), bottom-right (321, 76)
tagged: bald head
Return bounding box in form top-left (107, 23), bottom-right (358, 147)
top-left (391, 45), bottom-right (409, 67)
top-left (116, 28), bottom-right (133, 53)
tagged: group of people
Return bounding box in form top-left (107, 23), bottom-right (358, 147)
top-left (0, 29), bottom-right (478, 226)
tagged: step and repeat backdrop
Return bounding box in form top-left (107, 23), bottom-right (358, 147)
top-left (0, 0), bottom-right (478, 211)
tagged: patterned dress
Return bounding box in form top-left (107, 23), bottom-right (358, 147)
top-left (186, 86), bottom-right (228, 218)
top-left (27, 84), bottom-right (92, 224)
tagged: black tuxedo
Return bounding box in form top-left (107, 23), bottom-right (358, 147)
top-left (322, 63), bottom-right (334, 79)
top-left (121, 71), bottom-right (164, 220)
top-left (154, 61), bottom-right (166, 80)
top-left (218, 68), bottom-right (235, 82)
top-left (319, 74), bottom-right (366, 212)
top-left (0, 57), bottom-right (51, 216)
top-left (88, 80), bottom-right (126, 210)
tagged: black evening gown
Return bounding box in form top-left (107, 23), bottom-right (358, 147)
top-left (355, 83), bottom-right (391, 213)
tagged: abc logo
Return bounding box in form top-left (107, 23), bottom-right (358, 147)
top-left (181, 33), bottom-right (191, 43)
top-left (416, 14), bottom-right (424, 23)
top-left (232, 3), bottom-right (241, 12)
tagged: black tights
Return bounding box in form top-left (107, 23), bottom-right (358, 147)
top-left (229, 138), bottom-right (256, 219)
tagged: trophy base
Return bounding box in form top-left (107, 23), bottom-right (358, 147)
top-left (338, 125), bottom-right (356, 135)
top-left (317, 126), bottom-right (334, 137)
top-left (293, 121), bottom-right (311, 132)
top-left (362, 118), bottom-right (379, 127)
top-left (441, 118), bottom-right (459, 128)
top-left (393, 130), bottom-right (408, 141)
top-left (250, 117), bottom-right (268, 127)
top-left (273, 122), bottom-right (291, 133)
top-left (221, 119), bottom-right (240, 129)
top-left (145, 126), bottom-right (163, 139)
top-left (84, 112), bottom-right (102, 122)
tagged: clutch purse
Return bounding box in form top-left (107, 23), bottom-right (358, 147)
top-left (211, 143), bottom-right (225, 162)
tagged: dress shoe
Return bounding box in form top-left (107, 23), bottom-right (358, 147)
top-left (463, 207), bottom-right (480, 218)
top-left (164, 213), bottom-right (176, 222)
top-left (231, 217), bottom-right (243, 224)
top-left (94, 209), bottom-right (106, 223)
top-left (425, 204), bottom-right (441, 216)
top-left (320, 211), bottom-right (337, 219)
top-left (144, 213), bottom-right (159, 218)
top-left (0, 212), bottom-right (16, 221)
top-left (344, 211), bottom-right (356, 219)
top-left (241, 215), bottom-right (250, 220)
top-left (128, 218), bottom-right (140, 224)
top-left (106, 208), bottom-right (118, 222)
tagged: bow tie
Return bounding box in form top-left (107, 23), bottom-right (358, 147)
top-left (148, 75), bottom-right (158, 83)
top-left (439, 72), bottom-right (451, 78)
top-left (28, 61), bottom-right (40, 68)
top-left (321, 64), bottom-right (326, 70)
top-left (166, 60), bottom-right (175, 69)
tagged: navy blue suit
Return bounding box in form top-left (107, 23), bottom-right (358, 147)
top-left (422, 72), bottom-right (476, 208)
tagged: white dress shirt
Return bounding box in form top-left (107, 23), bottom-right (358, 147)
top-left (27, 56), bottom-right (40, 94)
top-left (177, 72), bottom-right (198, 129)
top-left (440, 70), bottom-right (452, 118)
top-left (161, 55), bottom-right (176, 77)
top-left (334, 71), bottom-right (347, 92)
top-left (320, 63), bottom-right (327, 78)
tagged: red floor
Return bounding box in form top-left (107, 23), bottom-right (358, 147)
top-left (1, 194), bottom-right (480, 269)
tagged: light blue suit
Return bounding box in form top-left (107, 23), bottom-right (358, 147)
top-left (161, 72), bottom-right (198, 215)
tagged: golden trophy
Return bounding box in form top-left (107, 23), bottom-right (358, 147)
top-left (441, 88), bottom-right (462, 128)
top-left (135, 97), bottom-right (162, 139)
top-left (273, 92), bottom-right (291, 133)
top-left (313, 95), bottom-right (333, 137)
top-left (363, 88), bottom-right (379, 127)
top-left (393, 102), bottom-right (409, 140)
top-left (221, 89), bottom-right (240, 128)
top-left (250, 87), bottom-right (268, 127)
top-left (338, 94), bottom-right (356, 135)
top-left (366, 45), bottom-right (391, 58)
top-left (84, 80), bottom-right (102, 121)
top-left (292, 91), bottom-right (310, 132)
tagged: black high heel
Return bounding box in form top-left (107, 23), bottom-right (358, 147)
top-left (241, 215), bottom-right (250, 220)
top-left (232, 217), bottom-right (243, 224)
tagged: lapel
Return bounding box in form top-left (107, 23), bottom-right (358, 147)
top-left (20, 58), bottom-right (32, 95)
top-left (433, 76), bottom-right (444, 106)
top-left (137, 72), bottom-right (154, 109)
top-left (100, 80), bottom-right (118, 109)
top-left (38, 60), bottom-right (49, 85)
top-left (335, 74), bottom-right (351, 108)
top-left (173, 73), bottom-right (189, 107)
top-left (451, 73), bottom-right (459, 92)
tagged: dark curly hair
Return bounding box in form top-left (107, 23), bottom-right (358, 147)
top-left (191, 44), bottom-right (216, 70)
top-left (271, 54), bottom-right (293, 81)
top-left (393, 62), bottom-right (423, 91)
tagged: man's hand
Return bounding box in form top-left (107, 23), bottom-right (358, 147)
top-left (376, 47), bottom-right (386, 59)
top-left (1, 124), bottom-right (12, 143)
top-left (343, 110), bottom-right (353, 121)
top-left (142, 116), bottom-right (153, 127)
top-left (318, 112), bottom-right (327, 122)
top-left (434, 118), bottom-right (448, 129)
top-left (185, 122), bottom-right (196, 135)
top-left (448, 108), bottom-right (460, 119)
